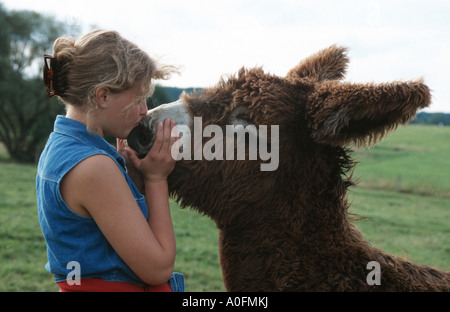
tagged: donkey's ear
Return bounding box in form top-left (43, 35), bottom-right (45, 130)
top-left (286, 45), bottom-right (349, 82)
top-left (307, 80), bottom-right (431, 146)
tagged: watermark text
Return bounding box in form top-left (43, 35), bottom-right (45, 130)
top-left (171, 117), bottom-right (279, 171)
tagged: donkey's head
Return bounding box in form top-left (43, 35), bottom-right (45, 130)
top-left (127, 45), bottom-right (430, 221)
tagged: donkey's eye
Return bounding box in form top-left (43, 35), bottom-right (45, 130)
top-left (236, 114), bottom-right (250, 122)
top-left (230, 106), bottom-right (251, 126)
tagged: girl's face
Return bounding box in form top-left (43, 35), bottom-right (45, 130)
top-left (99, 84), bottom-right (149, 139)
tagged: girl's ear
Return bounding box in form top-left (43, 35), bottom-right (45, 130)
top-left (306, 80), bottom-right (431, 146)
top-left (95, 86), bottom-right (110, 109)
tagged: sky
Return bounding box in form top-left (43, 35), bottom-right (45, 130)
top-left (2, 0), bottom-right (449, 112)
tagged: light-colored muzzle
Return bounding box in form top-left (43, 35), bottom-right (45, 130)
top-left (127, 99), bottom-right (191, 158)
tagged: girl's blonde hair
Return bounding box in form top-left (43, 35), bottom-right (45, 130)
top-left (50, 29), bottom-right (175, 114)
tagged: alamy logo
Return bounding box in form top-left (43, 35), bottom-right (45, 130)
top-left (66, 261), bottom-right (81, 285)
top-left (171, 117), bottom-right (280, 172)
top-left (366, 261), bottom-right (381, 285)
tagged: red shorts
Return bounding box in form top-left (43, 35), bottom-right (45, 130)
top-left (57, 278), bottom-right (172, 292)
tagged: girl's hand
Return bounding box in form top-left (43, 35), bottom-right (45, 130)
top-left (126, 118), bottom-right (179, 183)
top-left (117, 138), bottom-right (145, 193)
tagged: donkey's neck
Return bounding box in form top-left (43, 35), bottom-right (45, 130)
top-left (218, 185), bottom-right (354, 240)
top-left (216, 200), bottom-right (358, 291)
top-left (215, 172), bottom-right (361, 291)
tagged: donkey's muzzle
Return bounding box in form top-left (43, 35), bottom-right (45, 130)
top-left (127, 119), bottom-right (155, 159)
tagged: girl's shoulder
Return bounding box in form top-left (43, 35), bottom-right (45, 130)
top-left (60, 154), bottom-right (128, 217)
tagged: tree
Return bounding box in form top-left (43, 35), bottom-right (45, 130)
top-left (0, 5), bottom-right (79, 162)
top-left (147, 84), bottom-right (173, 109)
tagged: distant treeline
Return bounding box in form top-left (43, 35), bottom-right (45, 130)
top-left (149, 86), bottom-right (200, 108)
top-left (410, 112), bottom-right (450, 126)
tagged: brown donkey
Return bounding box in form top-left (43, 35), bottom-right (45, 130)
top-left (128, 45), bottom-right (450, 291)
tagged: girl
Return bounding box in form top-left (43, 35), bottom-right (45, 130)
top-left (36, 29), bottom-right (183, 292)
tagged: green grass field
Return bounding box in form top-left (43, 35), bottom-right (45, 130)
top-left (0, 125), bottom-right (448, 291)
top-left (352, 125), bottom-right (450, 197)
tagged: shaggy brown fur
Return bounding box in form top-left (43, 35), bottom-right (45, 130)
top-left (131, 45), bottom-right (450, 291)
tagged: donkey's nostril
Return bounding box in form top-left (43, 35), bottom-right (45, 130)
top-left (127, 122), bottom-right (155, 158)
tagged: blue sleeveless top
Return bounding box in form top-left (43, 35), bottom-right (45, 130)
top-left (36, 116), bottom-right (148, 285)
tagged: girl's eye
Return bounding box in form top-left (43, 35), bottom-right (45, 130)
top-left (134, 97), bottom-right (146, 105)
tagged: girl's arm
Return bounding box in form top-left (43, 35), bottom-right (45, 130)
top-left (60, 119), bottom-right (178, 285)
top-left (126, 118), bottom-right (179, 281)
